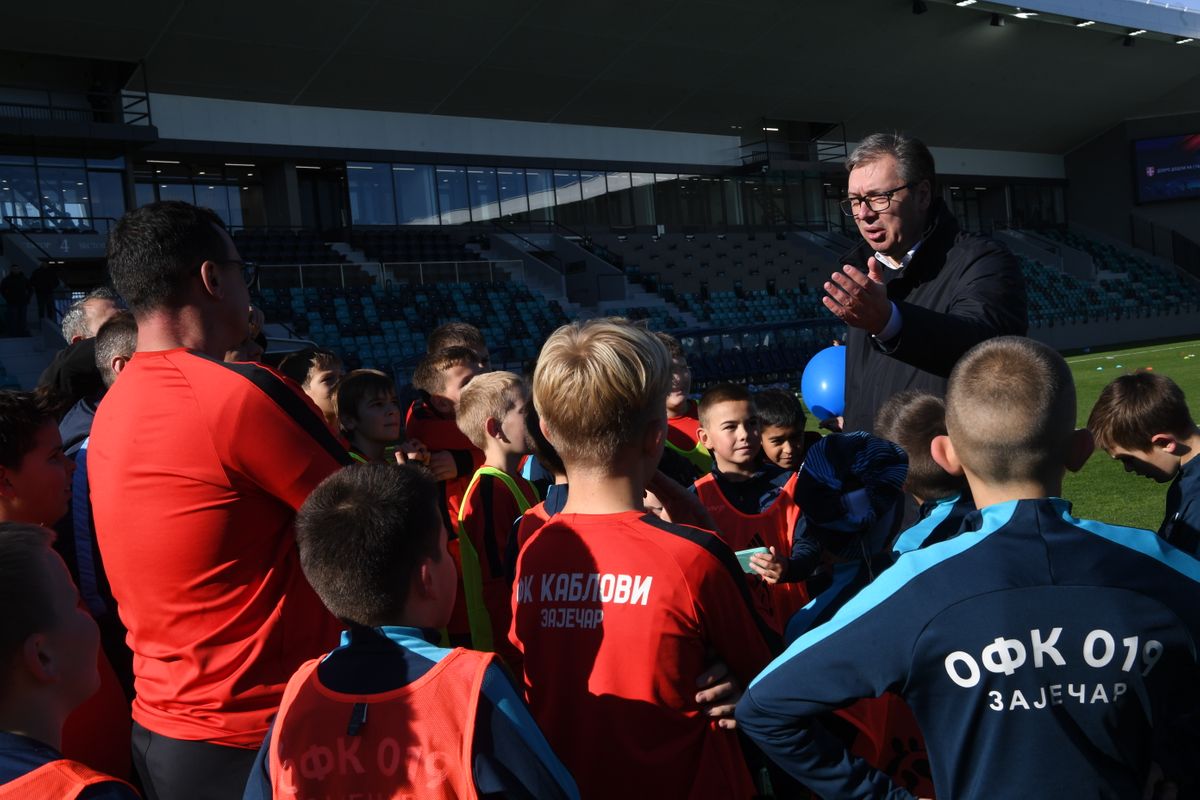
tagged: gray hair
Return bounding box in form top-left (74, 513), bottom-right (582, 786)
top-left (94, 311), bottom-right (138, 389)
top-left (61, 286), bottom-right (121, 342)
top-left (846, 132), bottom-right (937, 189)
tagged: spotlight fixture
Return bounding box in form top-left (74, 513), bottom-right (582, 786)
top-left (1075, 20), bottom-right (1095, 27)
top-left (1128, 29), bottom-right (1147, 36)
top-left (955, 0), bottom-right (976, 6)
top-left (1013, 9), bottom-right (1038, 19)
top-left (990, 12), bottom-right (1005, 26)
top-left (912, 0), bottom-right (928, 14)
top-left (1177, 37), bottom-right (1195, 44)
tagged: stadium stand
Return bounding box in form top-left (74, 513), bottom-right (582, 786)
top-left (255, 281), bottom-right (569, 375)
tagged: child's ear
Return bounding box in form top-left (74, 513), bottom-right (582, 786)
top-left (22, 634), bottom-right (55, 683)
top-left (696, 426), bottom-right (712, 450)
top-left (485, 417), bottom-right (503, 442)
top-left (1065, 428), bottom-right (1096, 473)
top-left (930, 434), bottom-right (965, 476)
top-left (415, 558), bottom-right (437, 601)
top-left (1150, 433), bottom-right (1180, 454)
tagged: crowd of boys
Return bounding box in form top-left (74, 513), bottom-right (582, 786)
top-left (1, 196), bottom-right (1199, 800)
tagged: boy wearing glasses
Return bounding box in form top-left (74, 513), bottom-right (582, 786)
top-left (822, 132), bottom-right (1026, 434)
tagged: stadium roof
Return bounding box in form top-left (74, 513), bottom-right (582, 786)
top-left (4, 0), bottom-right (1200, 155)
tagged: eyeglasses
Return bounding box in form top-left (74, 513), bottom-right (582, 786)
top-left (214, 259), bottom-right (259, 288)
top-left (839, 183), bottom-right (913, 217)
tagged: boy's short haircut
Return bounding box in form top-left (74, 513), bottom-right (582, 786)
top-left (427, 322), bottom-right (486, 357)
top-left (698, 383), bottom-right (753, 428)
top-left (335, 369), bottom-right (396, 425)
top-left (754, 389), bottom-right (807, 431)
top-left (0, 522), bottom-right (57, 670)
top-left (525, 402), bottom-right (565, 477)
top-left (875, 390), bottom-right (966, 501)
top-left (93, 311), bottom-right (138, 389)
top-left (455, 371), bottom-right (526, 450)
top-left (1088, 371), bottom-right (1195, 452)
top-left (946, 336), bottom-right (1075, 486)
top-left (0, 390), bottom-right (55, 469)
top-left (655, 331), bottom-right (686, 362)
top-left (412, 346), bottom-right (481, 397)
top-left (533, 318), bottom-right (671, 470)
top-left (279, 348), bottom-right (343, 388)
top-left (296, 464), bottom-right (442, 627)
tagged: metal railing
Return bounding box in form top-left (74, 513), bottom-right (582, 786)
top-left (1131, 215), bottom-right (1200, 283)
top-left (0, 87), bottom-right (151, 126)
top-left (381, 259), bottom-right (524, 286)
top-left (1, 215), bottom-right (117, 235)
top-left (257, 259), bottom-right (525, 290)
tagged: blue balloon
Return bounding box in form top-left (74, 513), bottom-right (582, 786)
top-left (800, 346), bottom-right (846, 420)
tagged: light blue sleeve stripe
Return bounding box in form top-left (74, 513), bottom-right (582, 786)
top-left (892, 494), bottom-right (958, 557)
top-left (1065, 510), bottom-right (1200, 583)
top-left (750, 499), bottom-right (1019, 689)
top-left (481, 665), bottom-right (581, 799)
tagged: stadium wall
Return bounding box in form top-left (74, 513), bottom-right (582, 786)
top-left (1066, 111), bottom-right (1200, 245)
top-left (1029, 310), bottom-right (1200, 352)
top-left (148, 93), bottom-right (1066, 179)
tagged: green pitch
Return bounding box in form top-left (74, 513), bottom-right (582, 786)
top-left (1065, 338), bottom-right (1200, 531)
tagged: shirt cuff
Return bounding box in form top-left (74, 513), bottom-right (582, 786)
top-left (873, 302), bottom-right (902, 345)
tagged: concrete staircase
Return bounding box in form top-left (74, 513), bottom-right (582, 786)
top-left (0, 316), bottom-right (61, 389)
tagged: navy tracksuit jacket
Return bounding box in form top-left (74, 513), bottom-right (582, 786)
top-left (737, 498), bottom-right (1200, 799)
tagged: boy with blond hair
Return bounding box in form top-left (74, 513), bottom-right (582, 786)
top-left (1089, 371), bottom-right (1200, 555)
top-left (511, 318), bottom-right (774, 800)
top-left (452, 371), bottom-right (539, 656)
top-left (407, 347), bottom-right (485, 526)
top-left (738, 336), bottom-right (1200, 799)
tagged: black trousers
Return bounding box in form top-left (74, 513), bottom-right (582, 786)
top-left (131, 721), bottom-right (259, 800)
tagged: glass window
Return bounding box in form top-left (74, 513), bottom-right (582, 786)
top-left (347, 162), bottom-right (396, 226)
top-left (578, 170), bottom-right (607, 230)
top-left (553, 170), bottom-right (583, 226)
top-left (134, 182), bottom-right (156, 209)
top-left (497, 168), bottom-right (528, 218)
top-left (467, 167), bottom-right (499, 222)
top-left (194, 183), bottom-right (232, 226)
top-left (437, 166), bottom-right (470, 225)
top-left (631, 172), bottom-right (656, 226)
top-left (525, 169), bottom-right (554, 223)
top-left (678, 175), bottom-right (706, 227)
top-left (86, 155), bottom-right (126, 170)
top-left (87, 171), bottom-right (125, 228)
top-left (605, 172), bottom-right (633, 228)
top-left (393, 164), bottom-right (438, 225)
top-left (0, 165), bottom-right (40, 226)
top-left (38, 166), bottom-right (90, 228)
top-left (158, 183), bottom-right (195, 205)
top-left (741, 177), bottom-right (765, 226)
top-left (653, 174), bottom-right (680, 228)
top-left (703, 178), bottom-right (725, 228)
top-left (722, 178), bottom-right (742, 226)
top-left (238, 185), bottom-right (267, 227)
